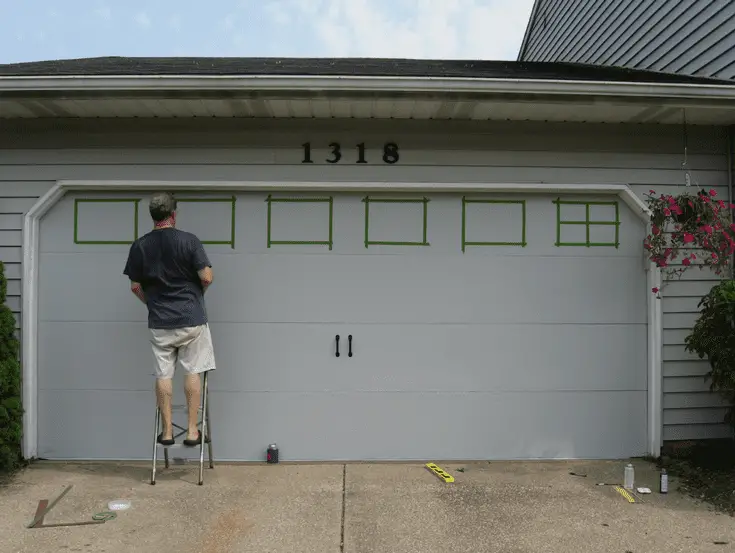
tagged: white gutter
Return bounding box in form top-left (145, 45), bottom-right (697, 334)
top-left (1, 74), bottom-right (735, 102)
top-left (22, 180), bottom-right (661, 459)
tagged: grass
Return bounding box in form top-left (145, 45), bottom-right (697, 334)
top-left (658, 439), bottom-right (735, 516)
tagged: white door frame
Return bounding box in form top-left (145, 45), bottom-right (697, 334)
top-left (22, 180), bottom-right (661, 459)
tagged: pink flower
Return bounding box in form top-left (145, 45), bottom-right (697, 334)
top-left (683, 258), bottom-right (691, 266)
top-left (718, 199), bottom-right (726, 209)
top-left (652, 225), bottom-right (661, 235)
top-left (663, 208), bottom-right (671, 216)
top-left (652, 287), bottom-right (659, 294)
top-left (683, 233), bottom-right (695, 244)
top-left (668, 196), bottom-right (677, 206)
top-left (701, 224), bottom-right (713, 235)
top-left (710, 189), bottom-right (717, 197)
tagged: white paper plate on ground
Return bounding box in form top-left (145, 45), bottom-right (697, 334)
top-left (108, 499), bottom-right (131, 511)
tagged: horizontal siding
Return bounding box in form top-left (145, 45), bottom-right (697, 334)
top-left (1, 117), bottom-right (731, 446)
top-left (664, 423), bottom-right (733, 441)
top-left (521, 0), bottom-right (735, 80)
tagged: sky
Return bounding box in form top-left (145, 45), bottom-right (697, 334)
top-left (0, 0), bottom-right (535, 64)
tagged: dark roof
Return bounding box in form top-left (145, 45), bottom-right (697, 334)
top-left (0, 56), bottom-right (733, 85)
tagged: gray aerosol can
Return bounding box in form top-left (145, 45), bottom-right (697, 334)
top-left (660, 469), bottom-right (668, 494)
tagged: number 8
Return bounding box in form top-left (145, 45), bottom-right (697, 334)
top-left (382, 143), bottom-right (399, 164)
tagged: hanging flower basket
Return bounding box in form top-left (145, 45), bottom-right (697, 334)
top-left (644, 188), bottom-right (735, 287)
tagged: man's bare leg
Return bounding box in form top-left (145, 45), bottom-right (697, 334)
top-left (155, 378), bottom-right (174, 440)
top-left (184, 373), bottom-right (201, 440)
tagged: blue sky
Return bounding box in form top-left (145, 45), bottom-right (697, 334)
top-left (0, 0), bottom-right (535, 64)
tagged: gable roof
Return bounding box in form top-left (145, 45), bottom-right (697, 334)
top-left (0, 56), bottom-right (733, 85)
top-left (517, 0), bottom-right (543, 62)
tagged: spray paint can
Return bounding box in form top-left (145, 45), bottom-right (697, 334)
top-left (624, 463), bottom-right (635, 490)
top-left (660, 469), bottom-right (668, 494)
top-left (266, 443), bottom-right (279, 464)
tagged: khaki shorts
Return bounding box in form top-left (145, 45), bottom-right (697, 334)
top-left (149, 324), bottom-right (216, 379)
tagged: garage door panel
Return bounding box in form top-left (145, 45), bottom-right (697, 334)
top-left (221, 391), bottom-right (647, 461)
top-left (39, 389), bottom-right (646, 461)
top-left (38, 321), bottom-right (153, 391)
top-left (207, 254), bottom-right (646, 325)
top-left (38, 389), bottom-right (156, 460)
top-left (39, 251), bottom-right (646, 325)
top-left (39, 253), bottom-right (142, 322)
top-left (337, 323), bottom-right (647, 392)
top-left (39, 321), bottom-right (647, 394)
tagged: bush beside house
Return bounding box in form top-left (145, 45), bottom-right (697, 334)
top-left (0, 260), bottom-right (23, 473)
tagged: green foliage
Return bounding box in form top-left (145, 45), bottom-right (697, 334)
top-left (684, 279), bottom-right (735, 429)
top-left (0, 261), bottom-right (23, 473)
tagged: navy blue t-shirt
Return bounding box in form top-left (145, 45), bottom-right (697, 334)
top-left (123, 228), bottom-right (212, 329)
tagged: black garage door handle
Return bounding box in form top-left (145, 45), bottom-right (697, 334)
top-left (335, 335), bottom-right (340, 357)
top-left (348, 335), bottom-right (353, 357)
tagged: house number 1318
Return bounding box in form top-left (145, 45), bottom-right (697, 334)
top-left (301, 142), bottom-right (400, 164)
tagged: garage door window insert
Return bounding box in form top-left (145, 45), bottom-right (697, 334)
top-left (554, 199), bottom-right (620, 248)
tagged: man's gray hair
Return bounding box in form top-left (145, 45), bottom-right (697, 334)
top-left (149, 192), bottom-right (177, 222)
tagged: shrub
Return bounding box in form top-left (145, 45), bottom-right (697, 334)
top-left (684, 279), bottom-right (735, 430)
top-left (0, 260), bottom-right (23, 472)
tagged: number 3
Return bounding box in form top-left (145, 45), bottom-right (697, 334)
top-left (326, 142), bottom-right (342, 164)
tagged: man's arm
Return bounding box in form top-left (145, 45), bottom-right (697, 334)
top-left (123, 242), bottom-right (146, 304)
top-left (130, 281), bottom-right (146, 303)
top-left (198, 266), bottom-right (214, 292)
top-left (191, 237), bottom-right (214, 292)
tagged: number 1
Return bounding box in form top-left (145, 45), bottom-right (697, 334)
top-left (302, 142), bottom-right (313, 164)
top-left (356, 143), bottom-right (367, 164)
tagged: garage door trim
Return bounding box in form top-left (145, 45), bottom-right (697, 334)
top-left (21, 179), bottom-right (661, 459)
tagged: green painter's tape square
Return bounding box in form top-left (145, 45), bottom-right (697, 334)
top-left (74, 199), bottom-right (140, 245)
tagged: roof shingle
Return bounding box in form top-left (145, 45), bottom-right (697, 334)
top-left (0, 56), bottom-right (733, 85)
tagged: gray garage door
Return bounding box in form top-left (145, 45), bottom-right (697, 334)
top-left (37, 190), bottom-right (648, 461)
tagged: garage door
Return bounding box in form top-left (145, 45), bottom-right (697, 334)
top-left (37, 190), bottom-right (648, 461)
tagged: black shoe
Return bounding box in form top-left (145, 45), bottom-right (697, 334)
top-left (157, 433), bottom-right (175, 446)
top-left (183, 431), bottom-right (202, 447)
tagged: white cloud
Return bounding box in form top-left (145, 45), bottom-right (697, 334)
top-left (135, 11), bottom-right (151, 29)
top-left (269, 0), bottom-right (535, 60)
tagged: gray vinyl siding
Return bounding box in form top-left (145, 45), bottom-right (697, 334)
top-left (0, 118), bottom-right (731, 446)
top-left (521, 0), bottom-right (735, 81)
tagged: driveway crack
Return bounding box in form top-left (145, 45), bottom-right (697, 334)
top-left (340, 464), bottom-right (346, 552)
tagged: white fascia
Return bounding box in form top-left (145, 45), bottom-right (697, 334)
top-left (1, 74), bottom-right (735, 103)
top-left (21, 180), bottom-right (661, 459)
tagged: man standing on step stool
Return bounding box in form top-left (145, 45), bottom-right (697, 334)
top-left (123, 191), bottom-right (216, 447)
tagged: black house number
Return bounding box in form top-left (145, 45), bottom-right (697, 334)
top-left (301, 142), bottom-right (400, 164)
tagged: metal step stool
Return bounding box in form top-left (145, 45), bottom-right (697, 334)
top-left (150, 370), bottom-right (214, 486)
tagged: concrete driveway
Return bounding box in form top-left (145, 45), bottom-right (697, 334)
top-left (1, 459), bottom-right (733, 553)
